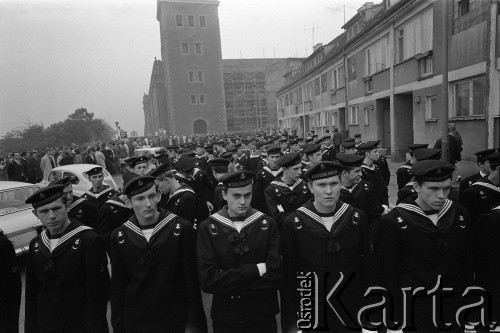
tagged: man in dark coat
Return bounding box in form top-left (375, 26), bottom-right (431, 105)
top-left (264, 152), bottom-right (310, 231)
top-left (207, 158), bottom-right (230, 212)
top-left (24, 185), bottom-right (110, 333)
top-left (251, 144), bottom-right (283, 214)
top-left (21, 151), bottom-right (37, 183)
top-left (82, 166), bottom-right (119, 210)
top-left (29, 151), bottom-right (43, 182)
top-left (320, 135), bottom-right (336, 162)
top-left (6, 153), bottom-right (25, 182)
top-left (110, 176), bottom-right (207, 333)
top-left (337, 153), bottom-right (385, 247)
top-left (378, 160), bottom-right (474, 331)
top-left (0, 229), bottom-right (22, 333)
top-left (396, 144), bottom-right (429, 190)
top-left (281, 161), bottom-right (374, 332)
top-left (197, 170), bottom-right (282, 333)
top-left (459, 148), bottom-right (498, 194)
top-left (359, 141), bottom-right (389, 206)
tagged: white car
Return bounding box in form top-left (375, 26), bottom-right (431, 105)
top-left (38, 164), bottom-right (119, 197)
top-left (0, 181), bottom-right (43, 256)
top-left (134, 147), bottom-right (165, 158)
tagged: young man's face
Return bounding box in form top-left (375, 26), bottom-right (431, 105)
top-left (62, 184), bottom-right (74, 205)
top-left (134, 163), bottom-right (148, 175)
top-left (128, 185), bottom-right (159, 220)
top-left (155, 178), bottom-right (171, 194)
top-left (366, 149), bottom-right (380, 162)
top-left (309, 151), bottom-right (322, 166)
top-left (222, 184), bottom-right (253, 217)
top-left (267, 153), bottom-right (281, 169)
top-left (308, 175), bottom-right (341, 209)
top-left (33, 197), bottom-right (70, 235)
top-left (414, 178), bottom-right (452, 211)
top-left (478, 160), bottom-right (491, 175)
top-left (343, 167), bottom-right (362, 185)
top-left (284, 163), bottom-right (302, 182)
top-left (290, 144), bottom-right (300, 153)
top-left (89, 173), bottom-right (104, 188)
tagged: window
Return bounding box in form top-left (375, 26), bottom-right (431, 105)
top-left (304, 83), bottom-right (311, 101)
top-left (190, 94), bottom-right (198, 105)
top-left (347, 57), bottom-right (357, 81)
top-left (419, 54), bottom-right (433, 78)
top-left (454, 77), bottom-right (486, 117)
top-left (295, 88), bottom-right (302, 104)
top-left (349, 105), bottom-right (359, 125)
top-left (181, 42), bottom-right (189, 55)
top-left (332, 64), bottom-right (345, 88)
top-left (197, 70), bottom-right (204, 83)
top-left (188, 71), bottom-right (196, 83)
top-left (176, 14), bottom-right (183, 27)
top-left (321, 73), bottom-right (328, 93)
top-left (364, 77), bottom-right (373, 94)
top-left (194, 42), bottom-right (203, 55)
top-left (188, 15), bottom-right (195, 27)
top-left (454, 0), bottom-right (489, 34)
top-left (199, 94), bottom-right (206, 105)
top-left (199, 15), bottom-right (206, 27)
top-left (314, 77), bottom-right (320, 96)
top-left (458, 0), bottom-right (469, 17)
top-left (396, 7), bottom-right (433, 62)
top-left (425, 96), bottom-right (438, 120)
top-left (285, 93), bottom-right (289, 107)
top-left (364, 108), bottom-right (370, 125)
top-left (366, 36), bottom-right (388, 75)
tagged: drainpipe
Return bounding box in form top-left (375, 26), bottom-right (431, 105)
top-left (440, 0), bottom-right (450, 162)
top-left (343, 49), bottom-right (349, 139)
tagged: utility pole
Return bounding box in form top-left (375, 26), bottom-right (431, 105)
top-left (441, 0), bottom-right (450, 162)
top-left (304, 21), bottom-right (321, 52)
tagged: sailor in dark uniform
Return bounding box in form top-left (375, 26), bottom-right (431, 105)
top-left (320, 135), bottom-right (336, 162)
top-left (264, 152), bottom-right (310, 231)
top-left (195, 143), bottom-right (208, 171)
top-left (281, 161), bottom-right (375, 332)
top-left (354, 133), bottom-right (363, 149)
top-left (247, 141), bottom-right (265, 173)
top-left (301, 143), bottom-right (322, 173)
top-left (50, 175), bottom-right (100, 229)
top-left (396, 143), bottom-right (429, 190)
top-left (25, 185), bottom-right (110, 333)
top-left (175, 155), bottom-right (213, 219)
top-left (343, 140), bottom-right (357, 154)
top-left (150, 163), bottom-right (200, 228)
top-left (110, 176), bottom-right (207, 333)
top-left (337, 153), bottom-right (385, 247)
top-left (0, 229), bottom-right (22, 333)
top-left (374, 141), bottom-right (390, 188)
top-left (278, 137), bottom-right (289, 154)
top-left (378, 160), bottom-right (473, 332)
top-left (459, 148), bottom-right (498, 194)
top-left (130, 156), bottom-right (150, 176)
top-left (251, 144), bottom-right (283, 214)
top-left (82, 166), bottom-right (119, 210)
top-left (207, 158), bottom-right (230, 212)
top-left (459, 151), bottom-right (500, 225)
top-left (475, 205), bottom-right (500, 327)
top-left (396, 148), bottom-right (441, 205)
top-left (359, 141), bottom-right (389, 206)
top-left (197, 170), bottom-right (282, 333)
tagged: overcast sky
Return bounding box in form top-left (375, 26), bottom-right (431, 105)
top-left (0, 0), bottom-right (368, 137)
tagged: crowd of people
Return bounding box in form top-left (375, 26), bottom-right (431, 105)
top-left (0, 125), bottom-right (499, 333)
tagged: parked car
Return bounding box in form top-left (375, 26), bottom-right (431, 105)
top-left (134, 147), bottom-right (165, 158)
top-left (0, 181), bottom-right (43, 256)
top-left (38, 164), bottom-right (119, 197)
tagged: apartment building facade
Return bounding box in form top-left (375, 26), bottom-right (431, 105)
top-left (277, 0), bottom-right (499, 162)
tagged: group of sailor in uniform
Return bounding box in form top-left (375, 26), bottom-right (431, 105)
top-left (1, 132), bottom-right (499, 333)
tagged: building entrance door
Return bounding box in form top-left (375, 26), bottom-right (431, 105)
top-left (193, 119), bottom-right (208, 134)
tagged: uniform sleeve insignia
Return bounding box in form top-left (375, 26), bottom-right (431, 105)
top-left (293, 216), bottom-right (302, 230)
top-left (34, 242), bottom-right (40, 252)
top-left (468, 181), bottom-right (472, 186)
top-left (275, 188), bottom-right (279, 192)
top-left (261, 219), bottom-right (268, 231)
top-left (173, 223), bottom-right (182, 237)
top-left (71, 238), bottom-right (81, 251)
top-left (209, 223), bottom-right (218, 237)
top-left (397, 217), bottom-right (403, 223)
top-left (479, 191), bottom-right (486, 198)
top-left (117, 231), bottom-right (125, 244)
top-left (364, 184), bottom-right (369, 190)
top-left (352, 212), bottom-right (360, 225)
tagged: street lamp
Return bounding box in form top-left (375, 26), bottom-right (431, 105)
top-left (115, 122), bottom-right (120, 139)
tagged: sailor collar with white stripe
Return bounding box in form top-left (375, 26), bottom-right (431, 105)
top-left (399, 164), bottom-right (412, 170)
top-left (262, 166), bottom-right (283, 176)
top-left (105, 199), bottom-right (129, 209)
top-left (341, 182), bottom-right (359, 193)
top-left (270, 178), bottom-right (304, 191)
top-left (168, 186), bottom-right (196, 203)
top-left (472, 181), bottom-right (500, 193)
top-left (493, 205), bottom-right (500, 211)
top-left (396, 199), bottom-right (453, 222)
top-left (41, 222), bottom-right (92, 253)
top-left (361, 163), bottom-right (376, 171)
top-left (297, 202), bottom-right (350, 228)
top-left (123, 213), bottom-right (177, 240)
top-left (210, 209), bottom-right (264, 233)
top-left (68, 197), bottom-right (86, 212)
top-left (404, 181), bottom-right (416, 187)
top-left (84, 186), bottom-right (114, 198)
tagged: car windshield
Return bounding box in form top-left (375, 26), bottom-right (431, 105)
top-left (0, 186), bottom-right (39, 215)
